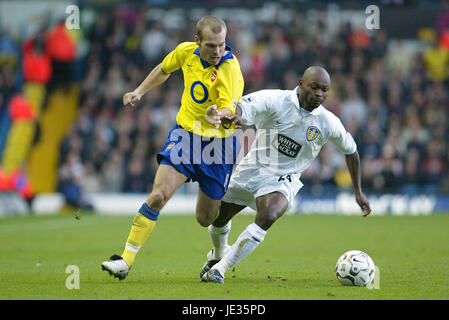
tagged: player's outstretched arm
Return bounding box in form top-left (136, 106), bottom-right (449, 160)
top-left (345, 151), bottom-right (371, 217)
top-left (123, 63), bottom-right (170, 107)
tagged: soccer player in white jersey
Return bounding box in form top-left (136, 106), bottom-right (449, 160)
top-left (201, 66), bottom-right (371, 283)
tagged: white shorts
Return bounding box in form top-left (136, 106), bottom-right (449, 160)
top-left (222, 165), bottom-right (303, 211)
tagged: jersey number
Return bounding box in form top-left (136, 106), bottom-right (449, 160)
top-left (190, 81), bottom-right (209, 104)
top-left (278, 174), bottom-right (292, 183)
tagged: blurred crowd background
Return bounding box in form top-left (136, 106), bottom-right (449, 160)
top-left (1, 0), bottom-right (449, 209)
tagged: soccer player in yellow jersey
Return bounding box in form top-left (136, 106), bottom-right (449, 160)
top-left (102, 16), bottom-right (244, 280)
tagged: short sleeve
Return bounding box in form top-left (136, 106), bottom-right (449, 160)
top-left (238, 90), bottom-right (273, 126)
top-left (161, 42), bottom-right (189, 74)
top-left (328, 115), bottom-right (357, 155)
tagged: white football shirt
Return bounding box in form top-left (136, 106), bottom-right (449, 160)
top-left (236, 86), bottom-right (357, 177)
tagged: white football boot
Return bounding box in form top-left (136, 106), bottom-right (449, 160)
top-left (101, 255), bottom-right (130, 280)
top-left (201, 268), bottom-right (225, 284)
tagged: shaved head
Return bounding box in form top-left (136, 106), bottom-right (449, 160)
top-left (299, 66), bottom-right (331, 111)
top-left (302, 66), bottom-right (331, 84)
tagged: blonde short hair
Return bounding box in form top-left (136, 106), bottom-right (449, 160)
top-left (196, 16), bottom-right (227, 40)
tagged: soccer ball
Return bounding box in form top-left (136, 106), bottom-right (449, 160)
top-left (335, 250), bottom-right (375, 287)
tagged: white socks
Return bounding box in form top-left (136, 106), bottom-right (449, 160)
top-left (212, 223), bottom-right (266, 276)
top-left (209, 221), bottom-right (232, 259)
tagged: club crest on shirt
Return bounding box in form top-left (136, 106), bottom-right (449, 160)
top-left (165, 142), bottom-right (176, 151)
top-left (211, 70), bottom-right (217, 82)
top-left (306, 126), bottom-right (320, 141)
top-left (272, 134), bottom-right (302, 158)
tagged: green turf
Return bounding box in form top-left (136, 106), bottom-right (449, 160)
top-left (0, 212), bottom-right (448, 300)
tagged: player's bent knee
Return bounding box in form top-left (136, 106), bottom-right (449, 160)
top-left (195, 209), bottom-right (217, 227)
top-left (256, 208), bottom-right (285, 230)
top-left (196, 214), bottom-right (214, 227)
top-left (147, 190), bottom-right (169, 211)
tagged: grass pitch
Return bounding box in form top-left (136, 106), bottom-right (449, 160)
top-left (0, 212), bottom-right (448, 300)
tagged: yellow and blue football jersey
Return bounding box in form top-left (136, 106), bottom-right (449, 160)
top-left (161, 42), bottom-right (244, 138)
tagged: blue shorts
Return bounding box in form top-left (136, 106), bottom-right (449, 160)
top-left (157, 123), bottom-right (240, 200)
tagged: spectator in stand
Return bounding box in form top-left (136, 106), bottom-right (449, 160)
top-left (58, 151), bottom-right (93, 210)
top-left (421, 141), bottom-right (446, 194)
top-left (340, 77), bottom-right (368, 132)
top-left (401, 148), bottom-right (422, 195)
top-left (378, 144), bottom-right (403, 193)
top-left (101, 150), bottom-right (125, 192)
top-left (122, 154), bottom-right (152, 193)
top-left (423, 38), bottom-right (449, 82)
